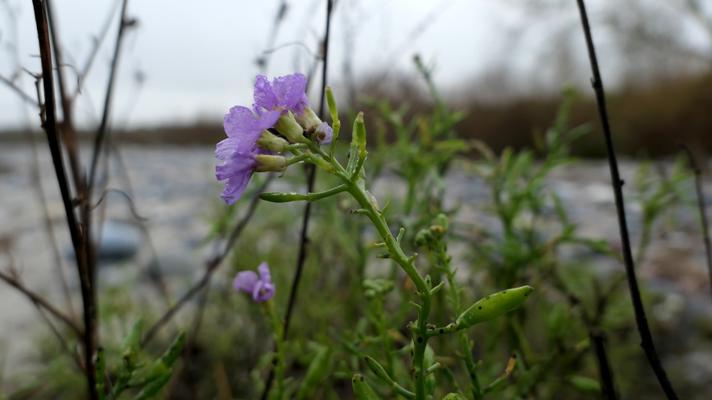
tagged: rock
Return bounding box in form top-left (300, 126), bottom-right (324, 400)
top-left (97, 220), bottom-right (141, 263)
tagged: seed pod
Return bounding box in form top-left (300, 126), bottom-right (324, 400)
top-left (352, 374), bottom-right (380, 400)
top-left (455, 286), bottom-right (534, 330)
top-left (260, 192), bottom-right (309, 203)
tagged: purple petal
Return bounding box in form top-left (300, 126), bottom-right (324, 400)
top-left (224, 106), bottom-right (280, 140)
top-left (253, 75), bottom-right (279, 111)
top-left (234, 270), bottom-right (258, 293)
top-left (257, 262), bottom-right (271, 284)
top-left (271, 73), bottom-right (308, 113)
top-left (216, 151), bottom-right (257, 204)
top-left (252, 280), bottom-right (275, 302)
top-left (315, 122), bottom-right (333, 145)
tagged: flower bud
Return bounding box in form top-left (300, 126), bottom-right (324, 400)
top-left (255, 154), bottom-right (287, 172)
top-left (353, 112), bottom-right (366, 158)
top-left (257, 131), bottom-right (289, 153)
top-left (314, 122), bottom-right (333, 144)
top-left (295, 106), bottom-right (322, 132)
top-left (274, 111), bottom-right (307, 144)
top-left (325, 86), bottom-right (339, 123)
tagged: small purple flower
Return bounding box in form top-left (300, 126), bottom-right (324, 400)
top-left (234, 262), bottom-right (275, 302)
top-left (216, 106), bottom-right (280, 204)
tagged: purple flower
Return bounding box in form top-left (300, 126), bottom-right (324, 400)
top-left (234, 262), bottom-right (275, 302)
top-left (216, 106), bottom-right (281, 204)
top-left (216, 73), bottom-right (333, 204)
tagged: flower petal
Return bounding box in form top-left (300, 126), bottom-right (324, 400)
top-left (256, 282), bottom-right (275, 302)
top-left (253, 75), bottom-right (279, 111)
top-left (216, 151), bottom-right (257, 204)
top-left (257, 262), bottom-right (271, 284)
top-left (224, 106), bottom-right (280, 140)
top-left (272, 73), bottom-right (308, 113)
top-left (234, 270), bottom-right (258, 293)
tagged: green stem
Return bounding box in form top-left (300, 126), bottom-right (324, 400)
top-left (300, 141), bottom-right (432, 399)
top-left (264, 301), bottom-right (286, 400)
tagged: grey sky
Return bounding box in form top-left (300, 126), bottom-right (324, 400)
top-left (1, 1), bottom-right (709, 130)
top-left (0, 0), bottom-right (524, 129)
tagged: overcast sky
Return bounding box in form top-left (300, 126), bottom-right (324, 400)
top-left (1, 0), bottom-right (708, 130)
top-left (0, 0), bottom-right (537, 129)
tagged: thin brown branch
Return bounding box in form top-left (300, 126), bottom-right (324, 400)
top-left (75, 0), bottom-right (123, 97)
top-left (0, 74), bottom-right (36, 105)
top-left (0, 269), bottom-right (82, 337)
top-left (45, 0), bottom-right (84, 194)
top-left (575, 1), bottom-right (678, 398)
top-left (31, 1), bottom-right (98, 398)
top-left (87, 0), bottom-right (130, 198)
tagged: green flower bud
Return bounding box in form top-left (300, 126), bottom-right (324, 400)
top-left (257, 131), bottom-right (289, 153)
top-left (455, 286), bottom-right (534, 329)
top-left (325, 86), bottom-right (339, 124)
top-left (274, 111), bottom-right (307, 143)
top-left (255, 154), bottom-right (287, 172)
top-left (353, 112), bottom-right (366, 158)
top-left (414, 228), bottom-right (434, 247)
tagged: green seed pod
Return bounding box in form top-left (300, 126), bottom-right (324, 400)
top-left (260, 192), bottom-right (309, 203)
top-left (455, 286), bottom-right (534, 330)
top-left (296, 346), bottom-right (332, 400)
top-left (351, 374), bottom-right (380, 400)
